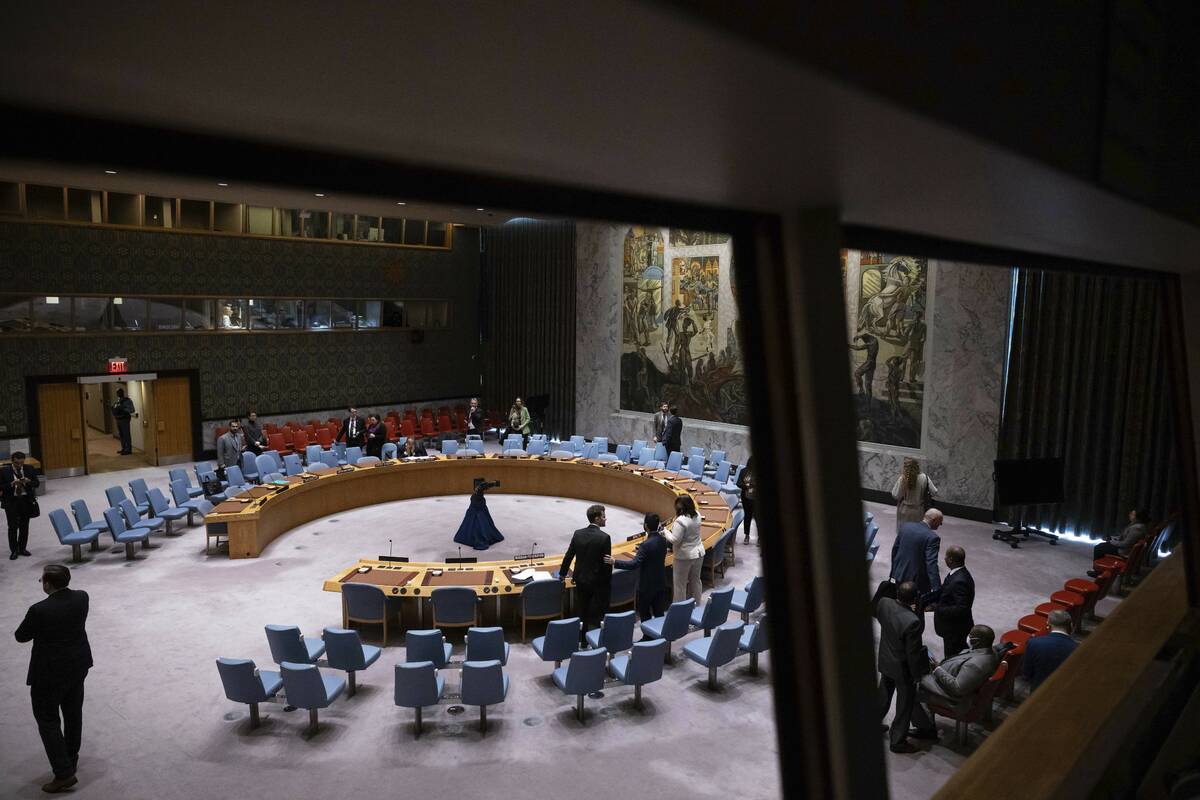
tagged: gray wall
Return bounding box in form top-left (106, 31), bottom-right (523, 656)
top-left (0, 221), bottom-right (482, 437)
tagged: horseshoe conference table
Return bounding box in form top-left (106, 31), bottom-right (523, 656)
top-left (204, 454), bottom-right (734, 621)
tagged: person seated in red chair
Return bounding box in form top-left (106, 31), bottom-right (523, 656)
top-left (1021, 609), bottom-right (1077, 692)
top-left (917, 624), bottom-right (1001, 713)
top-left (1091, 507), bottom-right (1148, 563)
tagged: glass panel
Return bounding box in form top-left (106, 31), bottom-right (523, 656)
top-left (183, 299), bottom-right (214, 330)
top-left (213, 202), bottom-right (242, 232)
top-left (382, 217), bottom-right (403, 244)
top-left (403, 219), bottom-right (426, 245)
top-left (110, 297), bottom-right (148, 331)
top-left (305, 300), bottom-right (331, 329)
top-left (66, 188), bottom-right (103, 223)
top-left (359, 300), bottom-right (381, 328)
top-left (217, 299), bottom-right (247, 330)
top-left (179, 199), bottom-right (210, 230)
top-left (143, 196), bottom-right (175, 228)
top-left (431, 301), bottom-right (449, 328)
top-left (0, 295), bottom-right (34, 331)
top-left (0, 182), bottom-right (21, 216)
top-left (331, 299), bottom-right (355, 329)
top-left (26, 185), bottom-right (64, 220)
top-left (381, 300), bottom-right (406, 327)
top-left (278, 209), bottom-right (302, 237)
top-left (107, 192), bottom-right (139, 225)
top-left (246, 206), bottom-right (274, 235)
top-left (332, 213), bottom-right (354, 241)
top-left (303, 210), bottom-right (330, 238)
top-left (407, 301), bottom-right (428, 328)
top-left (275, 299), bottom-right (303, 329)
top-left (356, 215), bottom-right (382, 241)
top-left (248, 299), bottom-right (277, 330)
top-left (72, 298), bottom-right (111, 332)
top-left (427, 221), bottom-right (449, 247)
top-left (149, 298), bottom-right (184, 331)
top-left (31, 296), bottom-right (72, 332)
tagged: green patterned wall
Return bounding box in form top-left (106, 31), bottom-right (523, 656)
top-left (0, 222), bottom-right (481, 435)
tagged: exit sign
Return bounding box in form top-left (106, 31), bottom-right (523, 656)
top-left (108, 357), bottom-right (128, 374)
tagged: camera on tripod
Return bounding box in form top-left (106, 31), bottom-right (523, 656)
top-left (473, 478), bottom-right (500, 495)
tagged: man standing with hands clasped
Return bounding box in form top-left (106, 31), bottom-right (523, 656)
top-left (15, 564), bottom-right (93, 793)
top-left (558, 504), bottom-right (613, 643)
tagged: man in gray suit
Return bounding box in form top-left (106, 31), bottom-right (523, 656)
top-left (918, 624), bottom-right (1001, 711)
top-left (216, 420), bottom-right (244, 471)
top-left (651, 401), bottom-right (669, 444)
top-left (876, 581), bottom-right (936, 752)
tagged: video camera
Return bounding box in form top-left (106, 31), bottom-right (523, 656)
top-left (473, 478), bottom-right (500, 495)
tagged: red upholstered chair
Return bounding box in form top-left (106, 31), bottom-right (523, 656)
top-left (306, 419), bottom-right (321, 427)
top-left (400, 419), bottom-right (416, 440)
top-left (926, 661), bottom-right (1008, 746)
top-left (1049, 589), bottom-right (1086, 630)
top-left (1018, 614), bottom-right (1049, 636)
top-left (1034, 601), bottom-right (1066, 619)
top-left (291, 430), bottom-right (309, 452)
top-left (998, 630), bottom-right (1030, 701)
top-left (315, 428), bottom-right (334, 449)
top-left (438, 414), bottom-right (455, 434)
top-left (419, 417), bottom-right (436, 442)
top-left (385, 420), bottom-right (398, 441)
top-left (280, 428), bottom-right (296, 452)
top-left (267, 433), bottom-right (287, 453)
top-left (1064, 578), bottom-right (1100, 621)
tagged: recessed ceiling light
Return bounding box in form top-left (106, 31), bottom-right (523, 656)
top-left (314, 192), bottom-right (325, 198)
top-left (475, 208), bottom-right (485, 211)
top-left (104, 169), bottom-right (118, 175)
top-left (217, 182), bottom-right (229, 187)
top-left (396, 202), bottom-right (406, 206)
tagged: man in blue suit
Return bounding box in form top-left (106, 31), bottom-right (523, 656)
top-left (890, 508), bottom-right (943, 607)
top-left (1022, 609), bottom-right (1078, 691)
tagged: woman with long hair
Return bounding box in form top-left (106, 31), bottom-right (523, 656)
top-left (736, 456), bottom-right (756, 544)
top-left (664, 495), bottom-right (705, 606)
top-left (891, 457), bottom-right (936, 528)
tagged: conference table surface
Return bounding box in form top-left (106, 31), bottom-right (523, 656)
top-left (202, 452), bottom-right (736, 599)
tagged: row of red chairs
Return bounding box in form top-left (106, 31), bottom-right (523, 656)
top-left (214, 404), bottom-right (486, 451)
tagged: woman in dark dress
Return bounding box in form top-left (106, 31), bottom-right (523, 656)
top-left (737, 456), bottom-right (756, 544)
top-left (453, 480), bottom-right (505, 550)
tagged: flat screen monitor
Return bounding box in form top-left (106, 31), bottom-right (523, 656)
top-left (994, 457), bottom-right (1065, 506)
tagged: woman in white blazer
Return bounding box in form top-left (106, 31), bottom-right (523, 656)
top-left (665, 495), bottom-right (705, 606)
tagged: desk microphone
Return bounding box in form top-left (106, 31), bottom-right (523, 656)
top-left (528, 541), bottom-right (537, 567)
top-left (457, 546), bottom-right (463, 571)
top-left (388, 538), bottom-right (393, 558)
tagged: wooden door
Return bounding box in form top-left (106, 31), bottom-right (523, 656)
top-left (36, 382), bottom-right (85, 477)
top-left (152, 376), bottom-right (193, 464)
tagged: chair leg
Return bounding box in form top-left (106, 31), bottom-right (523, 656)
top-left (348, 671), bottom-right (357, 697)
top-left (71, 544), bottom-right (83, 563)
top-left (414, 706), bottom-right (422, 738)
top-left (750, 651), bottom-right (759, 676)
top-left (634, 684), bottom-right (643, 711)
top-left (125, 542), bottom-right (135, 560)
top-left (522, 616), bottom-right (526, 643)
top-left (308, 708), bottom-right (319, 735)
top-left (957, 721), bottom-right (965, 747)
top-left (249, 702), bottom-right (260, 730)
top-left (90, 538), bottom-right (102, 551)
top-left (577, 694), bottom-right (586, 724)
top-left (708, 666), bottom-right (718, 690)
top-left (479, 705), bottom-right (488, 735)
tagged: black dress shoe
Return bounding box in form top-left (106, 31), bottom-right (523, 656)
top-left (889, 740), bottom-right (918, 753)
top-left (42, 774), bottom-right (78, 793)
top-left (909, 728), bottom-right (939, 740)
top-left (19, 549), bottom-right (32, 557)
top-left (8, 552), bottom-right (16, 560)
top-left (1087, 570), bottom-right (1099, 578)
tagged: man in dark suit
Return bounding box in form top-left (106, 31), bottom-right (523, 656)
top-left (876, 581), bottom-right (936, 752)
top-left (338, 407), bottom-right (365, 448)
top-left (559, 504), bottom-right (613, 642)
top-left (932, 545), bottom-right (974, 658)
top-left (1022, 609), bottom-right (1078, 691)
top-left (465, 397), bottom-right (484, 441)
top-left (3, 451), bottom-right (40, 559)
top-left (890, 508), bottom-right (943, 606)
top-left (663, 406), bottom-right (683, 455)
top-left (14, 564), bottom-right (93, 793)
top-left (401, 438), bottom-right (429, 458)
top-left (111, 387), bottom-right (135, 454)
top-left (363, 414), bottom-right (387, 459)
top-left (614, 512), bottom-right (670, 621)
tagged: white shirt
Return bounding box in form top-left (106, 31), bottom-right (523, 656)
top-left (665, 515), bottom-right (705, 560)
top-left (946, 566), bottom-right (963, 578)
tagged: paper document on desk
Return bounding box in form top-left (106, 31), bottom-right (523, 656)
top-left (510, 568), bottom-right (554, 582)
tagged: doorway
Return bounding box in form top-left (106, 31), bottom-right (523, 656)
top-left (82, 378), bottom-right (155, 473)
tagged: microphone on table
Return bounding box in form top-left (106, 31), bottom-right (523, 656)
top-left (529, 541), bottom-right (537, 566)
top-left (388, 538), bottom-right (393, 558)
top-left (457, 545), bottom-right (463, 570)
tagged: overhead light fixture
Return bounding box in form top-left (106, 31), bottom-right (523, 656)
top-left (475, 208), bottom-right (485, 211)
top-left (396, 202), bottom-right (406, 206)
top-left (217, 182), bottom-right (229, 187)
top-left (314, 192), bottom-right (325, 197)
top-left (104, 169), bottom-right (118, 175)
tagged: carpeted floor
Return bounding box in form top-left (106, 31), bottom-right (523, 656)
top-left (0, 454), bottom-right (1119, 800)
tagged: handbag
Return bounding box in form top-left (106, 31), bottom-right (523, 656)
top-left (202, 477), bottom-right (224, 497)
top-left (921, 477), bottom-right (935, 510)
top-left (26, 495), bottom-right (41, 519)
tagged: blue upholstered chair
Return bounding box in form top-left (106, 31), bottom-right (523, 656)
top-left (339, 583), bottom-right (390, 643)
top-left (265, 624), bottom-right (326, 665)
top-left (215, 657), bottom-right (283, 730)
top-left (49, 508), bottom-right (101, 563)
top-left (70, 499), bottom-right (109, 537)
top-left (504, 445), bottom-right (528, 457)
top-left (585, 611), bottom-right (636, 659)
top-left (305, 444), bottom-right (323, 465)
top-left (526, 440), bottom-right (547, 456)
top-left (593, 437), bottom-right (608, 453)
top-left (466, 627), bottom-right (510, 665)
top-left (609, 638), bottom-right (669, 710)
top-left (710, 460), bottom-right (732, 488)
top-left (636, 447), bottom-right (655, 466)
top-left (334, 442), bottom-right (347, 460)
top-left (552, 647), bottom-right (607, 723)
top-left (609, 566), bottom-right (639, 610)
top-left (639, 598), bottom-right (695, 661)
top-left (688, 446), bottom-right (705, 460)
top-left (683, 620), bottom-right (745, 689)
top-left (532, 617), bottom-right (581, 670)
top-left (261, 472), bottom-right (284, 483)
top-left (255, 453), bottom-right (277, 480)
top-left (102, 506), bottom-right (150, 560)
top-left (566, 435), bottom-right (584, 452)
top-left (279, 662), bottom-right (346, 735)
top-left (460, 659), bottom-right (508, 734)
top-left (355, 456), bottom-right (381, 466)
top-left (431, 586), bottom-right (480, 631)
top-left (382, 442), bottom-right (398, 460)
top-left (307, 462), bottom-right (333, 474)
top-left (731, 576), bottom-right (766, 622)
top-left (194, 462), bottom-right (226, 490)
top-left (148, 488), bottom-right (190, 535)
top-left (128, 478), bottom-right (153, 515)
top-left (653, 443), bottom-right (667, 462)
top-left (681, 454), bottom-right (706, 479)
top-left (596, 451), bottom-right (619, 463)
top-left (631, 439), bottom-right (647, 457)
top-left (322, 627), bottom-right (381, 697)
top-left (690, 585), bottom-right (734, 636)
top-left (441, 439), bottom-right (458, 455)
top-left (394, 661), bottom-right (445, 737)
top-left (119, 499), bottom-right (164, 535)
top-left (406, 629), bottom-right (452, 668)
top-left (106, 485), bottom-right (147, 517)
top-left (224, 465), bottom-right (253, 493)
top-left (738, 620), bottom-right (769, 675)
top-left (240, 451), bottom-right (260, 483)
top-left (466, 435), bottom-right (484, 448)
top-left (269, 450), bottom-right (285, 472)
top-left (701, 531), bottom-right (731, 584)
top-left (581, 442), bottom-right (599, 460)
top-left (550, 446), bottom-right (575, 459)
top-left (168, 467), bottom-right (204, 499)
top-left (283, 453), bottom-right (304, 475)
top-left (706, 450), bottom-right (727, 472)
top-left (169, 480), bottom-right (209, 525)
top-left (343, 446), bottom-right (363, 466)
top-left (319, 450), bottom-right (339, 469)
top-left (664, 451), bottom-right (683, 473)
top-left (614, 444), bottom-right (632, 463)
top-left (520, 578), bottom-right (564, 641)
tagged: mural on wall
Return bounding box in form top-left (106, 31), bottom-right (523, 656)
top-left (846, 250), bottom-right (928, 449)
top-left (620, 228), bottom-right (746, 425)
